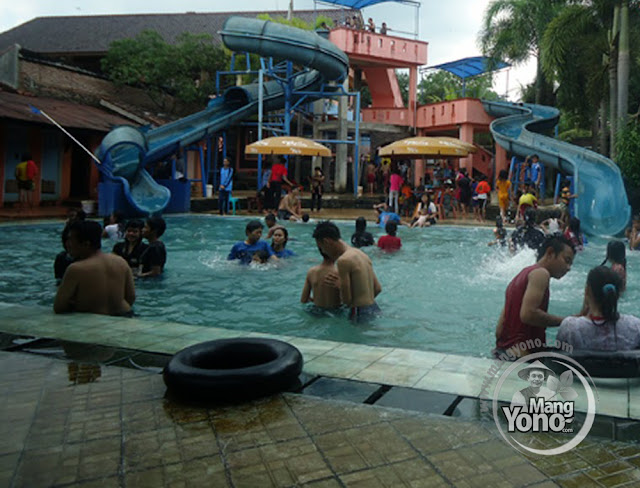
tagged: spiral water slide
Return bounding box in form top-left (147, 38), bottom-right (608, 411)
top-left (95, 17), bottom-right (348, 215)
top-left (482, 100), bottom-right (631, 236)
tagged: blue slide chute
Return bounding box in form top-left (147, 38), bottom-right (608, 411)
top-left (483, 100), bottom-right (631, 236)
top-left (96, 17), bottom-right (349, 215)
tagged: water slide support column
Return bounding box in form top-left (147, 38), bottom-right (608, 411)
top-left (494, 144), bottom-right (508, 185)
top-left (335, 78), bottom-right (349, 192)
top-left (459, 123), bottom-right (474, 172)
top-left (257, 68), bottom-right (264, 189)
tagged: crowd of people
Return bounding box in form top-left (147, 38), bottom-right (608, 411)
top-left (49, 147), bottom-right (640, 359)
top-left (53, 210), bottom-right (167, 316)
top-left (342, 15), bottom-right (388, 35)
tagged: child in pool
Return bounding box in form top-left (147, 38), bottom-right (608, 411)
top-left (252, 250), bottom-right (271, 264)
top-left (351, 216), bottom-right (374, 248)
top-left (601, 240), bottom-right (626, 292)
top-left (488, 216), bottom-right (507, 247)
top-left (300, 248), bottom-right (342, 309)
top-left (377, 221), bottom-right (402, 252)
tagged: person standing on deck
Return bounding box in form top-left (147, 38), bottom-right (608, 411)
top-left (218, 157), bottom-right (234, 215)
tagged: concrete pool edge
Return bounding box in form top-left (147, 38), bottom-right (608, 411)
top-left (1, 301), bottom-right (639, 421)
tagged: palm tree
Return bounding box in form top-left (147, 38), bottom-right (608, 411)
top-left (540, 0), bottom-right (638, 157)
top-left (479, 0), bottom-right (566, 104)
top-left (541, 1), bottom-right (617, 153)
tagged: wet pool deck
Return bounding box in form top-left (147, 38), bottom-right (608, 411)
top-left (2, 303), bottom-right (640, 487)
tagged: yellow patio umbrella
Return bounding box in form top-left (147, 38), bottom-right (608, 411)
top-left (379, 136), bottom-right (475, 158)
top-left (245, 136), bottom-right (331, 157)
top-left (437, 137), bottom-right (477, 154)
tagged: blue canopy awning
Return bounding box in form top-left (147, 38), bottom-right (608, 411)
top-left (317, 0), bottom-right (420, 8)
top-left (428, 56), bottom-right (510, 80)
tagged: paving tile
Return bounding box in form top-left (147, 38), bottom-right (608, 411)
top-left (375, 348), bottom-right (447, 369)
top-left (413, 368), bottom-right (484, 396)
top-left (374, 387), bottom-right (460, 415)
top-left (339, 459), bottom-right (449, 487)
top-left (323, 342), bottom-right (392, 363)
top-left (302, 376), bottom-right (381, 403)
top-left (304, 355), bottom-right (373, 379)
top-left (391, 416), bottom-right (494, 455)
top-left (285, 395), bottom-right (388, 436)
top-left (353, 361), bottom-right (429, 387)
top-left (314, 423), bottom-right (418, 474)
top-left (226, 437), bottom-right (333, 486)
top-left (287, 337), bottom-right (340, 360)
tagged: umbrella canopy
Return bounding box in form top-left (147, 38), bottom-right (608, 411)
top-left (379, 137), bottom-right (476, 158)
top-left (245, 136), bottom-right (331, 157)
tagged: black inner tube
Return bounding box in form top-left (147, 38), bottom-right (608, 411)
top-left (189, 343), bottom-right (278, 370)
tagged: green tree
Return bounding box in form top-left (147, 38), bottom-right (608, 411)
top-left (102, 30), bottom-right (229, 111)
top-left (479, 0), bottom-right (565, 105)
top-left (540, 0), bottom-right (640, 156)
top-left (617, 118), bottom-right (640, 185)
top-left (417, 70), bottom-right (499, 104)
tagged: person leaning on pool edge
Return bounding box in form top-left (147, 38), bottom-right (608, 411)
top-left (54, 220), bottom-right (135, 316)
top-left (493, 235), bottom-right (575, 359)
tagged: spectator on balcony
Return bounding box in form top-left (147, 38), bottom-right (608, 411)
top-left (353, 15), bottom-right (363, 30)
top-left (344, 17), bottom-right (352, 28)
top-left (380, 22), bottom-right (388, 35)
top-left (367, 18), bottom-right (376, 32)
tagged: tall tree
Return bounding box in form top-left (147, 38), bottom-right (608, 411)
top-left (102, 31), bottom-right (230, 113)
top-left (479, 0), bottom-right (565, 104)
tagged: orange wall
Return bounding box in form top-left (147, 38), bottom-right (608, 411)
top-left (416, 98), bottom-right (494, 130)
top-left (329, 28), bottom-right (427, 67)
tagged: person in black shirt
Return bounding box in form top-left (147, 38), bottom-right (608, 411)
top-left (112, 219), bottom-right (148, 272)
top-left (351, 216), bottom-right (374, 248)
top-left (140, 217), bottom-right (166, 277)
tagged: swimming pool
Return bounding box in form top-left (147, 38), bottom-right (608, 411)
top-left (1, 215), bottom-right (637, 357)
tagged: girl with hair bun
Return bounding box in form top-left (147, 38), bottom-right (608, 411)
top-left (557, 266), bottom-right (640, 350)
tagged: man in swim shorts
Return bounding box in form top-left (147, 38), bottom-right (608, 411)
top-left (313, 221), bottom-right (382, 321)
top-left (228, 220), bottom-right (277, 264)
top-left (54, 220), bottom-right (135, 316)
top-left (494, 235), bottom-right (574, 358)
top-left (278, 186), bottom-right (303, 221)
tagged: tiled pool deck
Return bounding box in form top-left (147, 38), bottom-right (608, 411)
top-left (2, 302), bottom-right (640, 487)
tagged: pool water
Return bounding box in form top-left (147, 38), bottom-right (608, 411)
top-left (1, 215), bottom-right (638, 357)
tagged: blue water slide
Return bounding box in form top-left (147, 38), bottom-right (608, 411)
top-left (482, 100), bottom-right (631, 236)
top-left (96, 17), bottom-right (349, 215)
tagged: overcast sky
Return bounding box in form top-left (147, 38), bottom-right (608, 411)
top-left (0, 0), bottom-right (535, 100)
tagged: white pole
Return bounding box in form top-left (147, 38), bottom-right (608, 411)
top-left (29, 105), bottom-right (102, 165)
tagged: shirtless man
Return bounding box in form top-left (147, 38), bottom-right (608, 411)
top-left (54, 220), bottom-right (135, 316)
top-left (278, 187), bottom-right (303, 221)
top-left (313, 221), bottom-right (382, 321)
top-left (300, 247), bottom-right (341, 309)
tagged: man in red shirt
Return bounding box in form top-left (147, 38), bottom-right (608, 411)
top-left (266, 157), bottom-right (294, 211)
top-left (377, 221), bottom-right (402, 252)
top-left (494, 236), bottom-right (575, 359)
